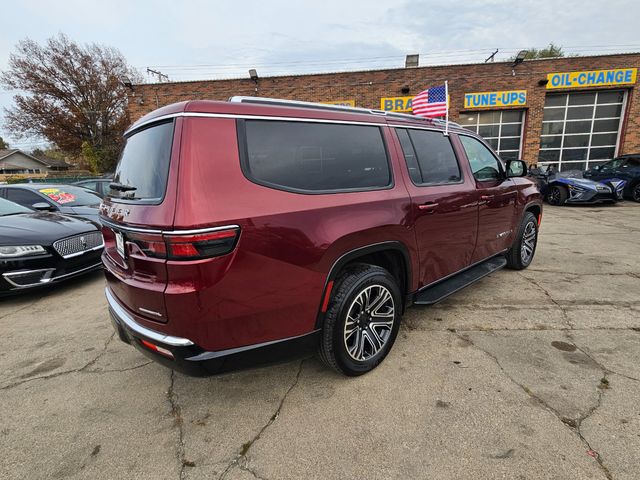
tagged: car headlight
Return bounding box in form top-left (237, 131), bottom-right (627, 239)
top-left (0, 245), bottom-right (47, 258)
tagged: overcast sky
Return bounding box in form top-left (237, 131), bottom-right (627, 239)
top-left (1, 0), bottom-right (639, 149)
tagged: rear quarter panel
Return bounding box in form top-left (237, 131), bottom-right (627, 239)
top-left (169, 117), bottom-right (417, 351)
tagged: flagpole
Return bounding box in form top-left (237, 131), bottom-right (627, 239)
top-left (445, 80), bottom-right (449, 136)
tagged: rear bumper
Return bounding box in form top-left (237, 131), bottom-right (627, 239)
top-left (105, 287), bottom-right (320, 376)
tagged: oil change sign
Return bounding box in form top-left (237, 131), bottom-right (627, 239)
top-left (546, 68), bottom-right (637, 89)
top-left (464, 90), bottom-right (527, 109)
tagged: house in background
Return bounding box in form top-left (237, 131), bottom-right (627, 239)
top-left (0, 149), bottom-right (71, 174)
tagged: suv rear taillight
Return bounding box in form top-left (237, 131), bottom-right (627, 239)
top-left (125, 227), bottom-right (240, 260)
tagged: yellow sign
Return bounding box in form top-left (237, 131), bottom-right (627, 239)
top-left (322, 100), bottom-right (355, 107)
top-left (546, 68), bottom-right (637, 89)
top-left (464, 90), bottom-right (526, 109)
top-left (380, 96), bottom-right (413, 112)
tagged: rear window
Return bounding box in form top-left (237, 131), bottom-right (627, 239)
top-left (240, 120), bottom-right (391, 193)
top-left (110, 120), bottom-right (174, 202)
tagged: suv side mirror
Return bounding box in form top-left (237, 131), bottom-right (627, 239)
top-left (593, 165), bottom-right (601, 171)
top-left (32, 202), bottom-right (55, 211)
top-left (506, 159), bottom-right (527, 178)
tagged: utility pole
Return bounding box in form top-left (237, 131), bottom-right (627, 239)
top-left (484, 49), bottom-right (499, 63)
top-left (146, 67), bottom-right (169, 83)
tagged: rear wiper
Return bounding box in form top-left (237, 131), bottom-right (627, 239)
top-left (109, 182), bottom-right (137, 192)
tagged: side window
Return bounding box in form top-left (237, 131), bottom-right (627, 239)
top-left (396, 129), bottom-right (461, 185)
top-left (459, 135), bottom-right (503, 181)
top-left (5, 189), bottom-right (45, 208)
top-left (241, 120), bottom-right (391, 193)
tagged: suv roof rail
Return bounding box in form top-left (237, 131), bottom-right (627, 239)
top-left (228, 96), bottom-right (461, 128)
top-left (229, 96), bottom-right (386, 115)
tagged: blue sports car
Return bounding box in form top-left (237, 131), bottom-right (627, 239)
top-left (584, 154), bottom-right (640, 202)
top-left (529, 166), bottom-right (626, 206)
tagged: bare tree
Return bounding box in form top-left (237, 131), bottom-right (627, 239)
top-left (1, 34), bottom-right (140, 172)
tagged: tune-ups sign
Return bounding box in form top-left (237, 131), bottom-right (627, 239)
top-left (463, 90), bottom-right (527, 109)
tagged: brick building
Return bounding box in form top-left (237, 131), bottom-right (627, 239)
top-left (127, 53), bottom-right (640, 170)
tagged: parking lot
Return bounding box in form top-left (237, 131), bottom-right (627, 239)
top-left (0, 203), bottom-right (638, 480)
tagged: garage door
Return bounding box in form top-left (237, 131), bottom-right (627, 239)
top-left (538, 90), bottom-right (626, 171)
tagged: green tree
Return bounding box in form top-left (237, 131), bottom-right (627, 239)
top-left (0, 136), bottom-right (8, 149)
top-left (510, 43), bottom-right (565, 61)
top-left (1, 34), bottom-right (140, 172)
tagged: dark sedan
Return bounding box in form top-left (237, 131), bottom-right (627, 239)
top-left (0, 184), bottom-right (102, 224)
top-left (0, 198), bottom-right (103, 294)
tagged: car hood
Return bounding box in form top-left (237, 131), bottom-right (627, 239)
top-left (62, 205), bottom-right (101, 225)
top-left (0, 212), bottom-right (99, 246)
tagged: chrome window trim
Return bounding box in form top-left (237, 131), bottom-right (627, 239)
top-left (105, 287), bottom-right (194, 347)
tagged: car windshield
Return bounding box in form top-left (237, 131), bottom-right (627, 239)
top-left (0, 197), bottom-right (32, 216)
top-left (37, 186), bottom-right (101, 207)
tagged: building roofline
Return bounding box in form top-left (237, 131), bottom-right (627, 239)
top-left (135, 51), bottom-right (640, 87)
top-left (0, 149), bottom-right (69, 168)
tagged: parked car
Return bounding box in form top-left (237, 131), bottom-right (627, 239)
top-left (529, 166), bottom-right (626, 206)
top-left (0, 184), bottom-right (102, 224)
top-left (102, 97), bottom-right (542, 377)
top-left (0, 197), bottom-right (103, 294)
top-left (583, 154), bottom-right (640, 202)
top-left (73, 177), bottom-right (114, 197)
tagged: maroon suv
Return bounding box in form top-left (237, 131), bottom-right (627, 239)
top-left (101, 97), bottom-right (542, 376)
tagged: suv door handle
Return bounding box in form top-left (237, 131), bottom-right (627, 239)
top-left (418, 202), bottom-right (439, 211)
top-left (479, 195), bottom-right (492, 201)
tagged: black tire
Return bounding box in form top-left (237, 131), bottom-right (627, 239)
top-left (630, 181), bottom-right (640, 203)
top-left (546, 185), bottom-right (568, 206)
top-left (318, 264), bottom-right (402, 376)
top-left (506, 212), bottom-right (538, 270)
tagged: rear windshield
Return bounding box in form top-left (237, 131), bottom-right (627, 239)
top-left (38, 186), bottom-right (102, 207)
top-left (110, 120), bottom-right (174, 202)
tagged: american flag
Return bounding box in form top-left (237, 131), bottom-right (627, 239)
top-left (412, 84), bottom-right (448, 118)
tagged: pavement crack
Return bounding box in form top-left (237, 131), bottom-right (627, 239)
top-left (218, 360), bottom-right (305, 480)
top-left (517, 273), bottom-right (573, 328)
top-left (168, 370), bottom-right (187, 480)
top-left (1, 331), bottom-right (116, 391)
top-left (453, 330), bottom-right (613, 480)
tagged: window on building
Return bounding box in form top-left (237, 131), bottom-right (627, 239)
top-left (539, 90), bottom-right (625, 171)
top-left (458, 110), bottom-right (524, 161)
top-left (241, 120), bottom-right (391, 193)
top-left (396, 128), bottom-right (461, 185)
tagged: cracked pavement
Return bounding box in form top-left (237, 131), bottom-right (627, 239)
top-left (1, 202), bottom-right (639, 479)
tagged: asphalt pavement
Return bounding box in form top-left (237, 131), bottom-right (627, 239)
top-left (1, 202), bottom-right (639, 480)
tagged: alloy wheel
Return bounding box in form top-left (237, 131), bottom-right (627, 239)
top-left (521, 221), bottom-right (537, 264)
top-left (548, 188), bottom-right (560, 205)
top-left (343, 284), bottom-right (395, 361)
top-left (633, 184), bottom-right (640, 202)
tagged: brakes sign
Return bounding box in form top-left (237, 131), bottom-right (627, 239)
top-left (39, 188), bottom-right (76, 204)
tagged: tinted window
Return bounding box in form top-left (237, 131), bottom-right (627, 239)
top-left (6, 189), bottom-right (45, 208)
top-left (397, 129), bottom-right (461, 185)
top-left (395, 129), bottom-right (421, 184)
top-left (459, 135), bottom-right (502, 181)
top-left (241, 120), bottom-right (390, 192)
top-left (111, 120), bottom-right (174, 201)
